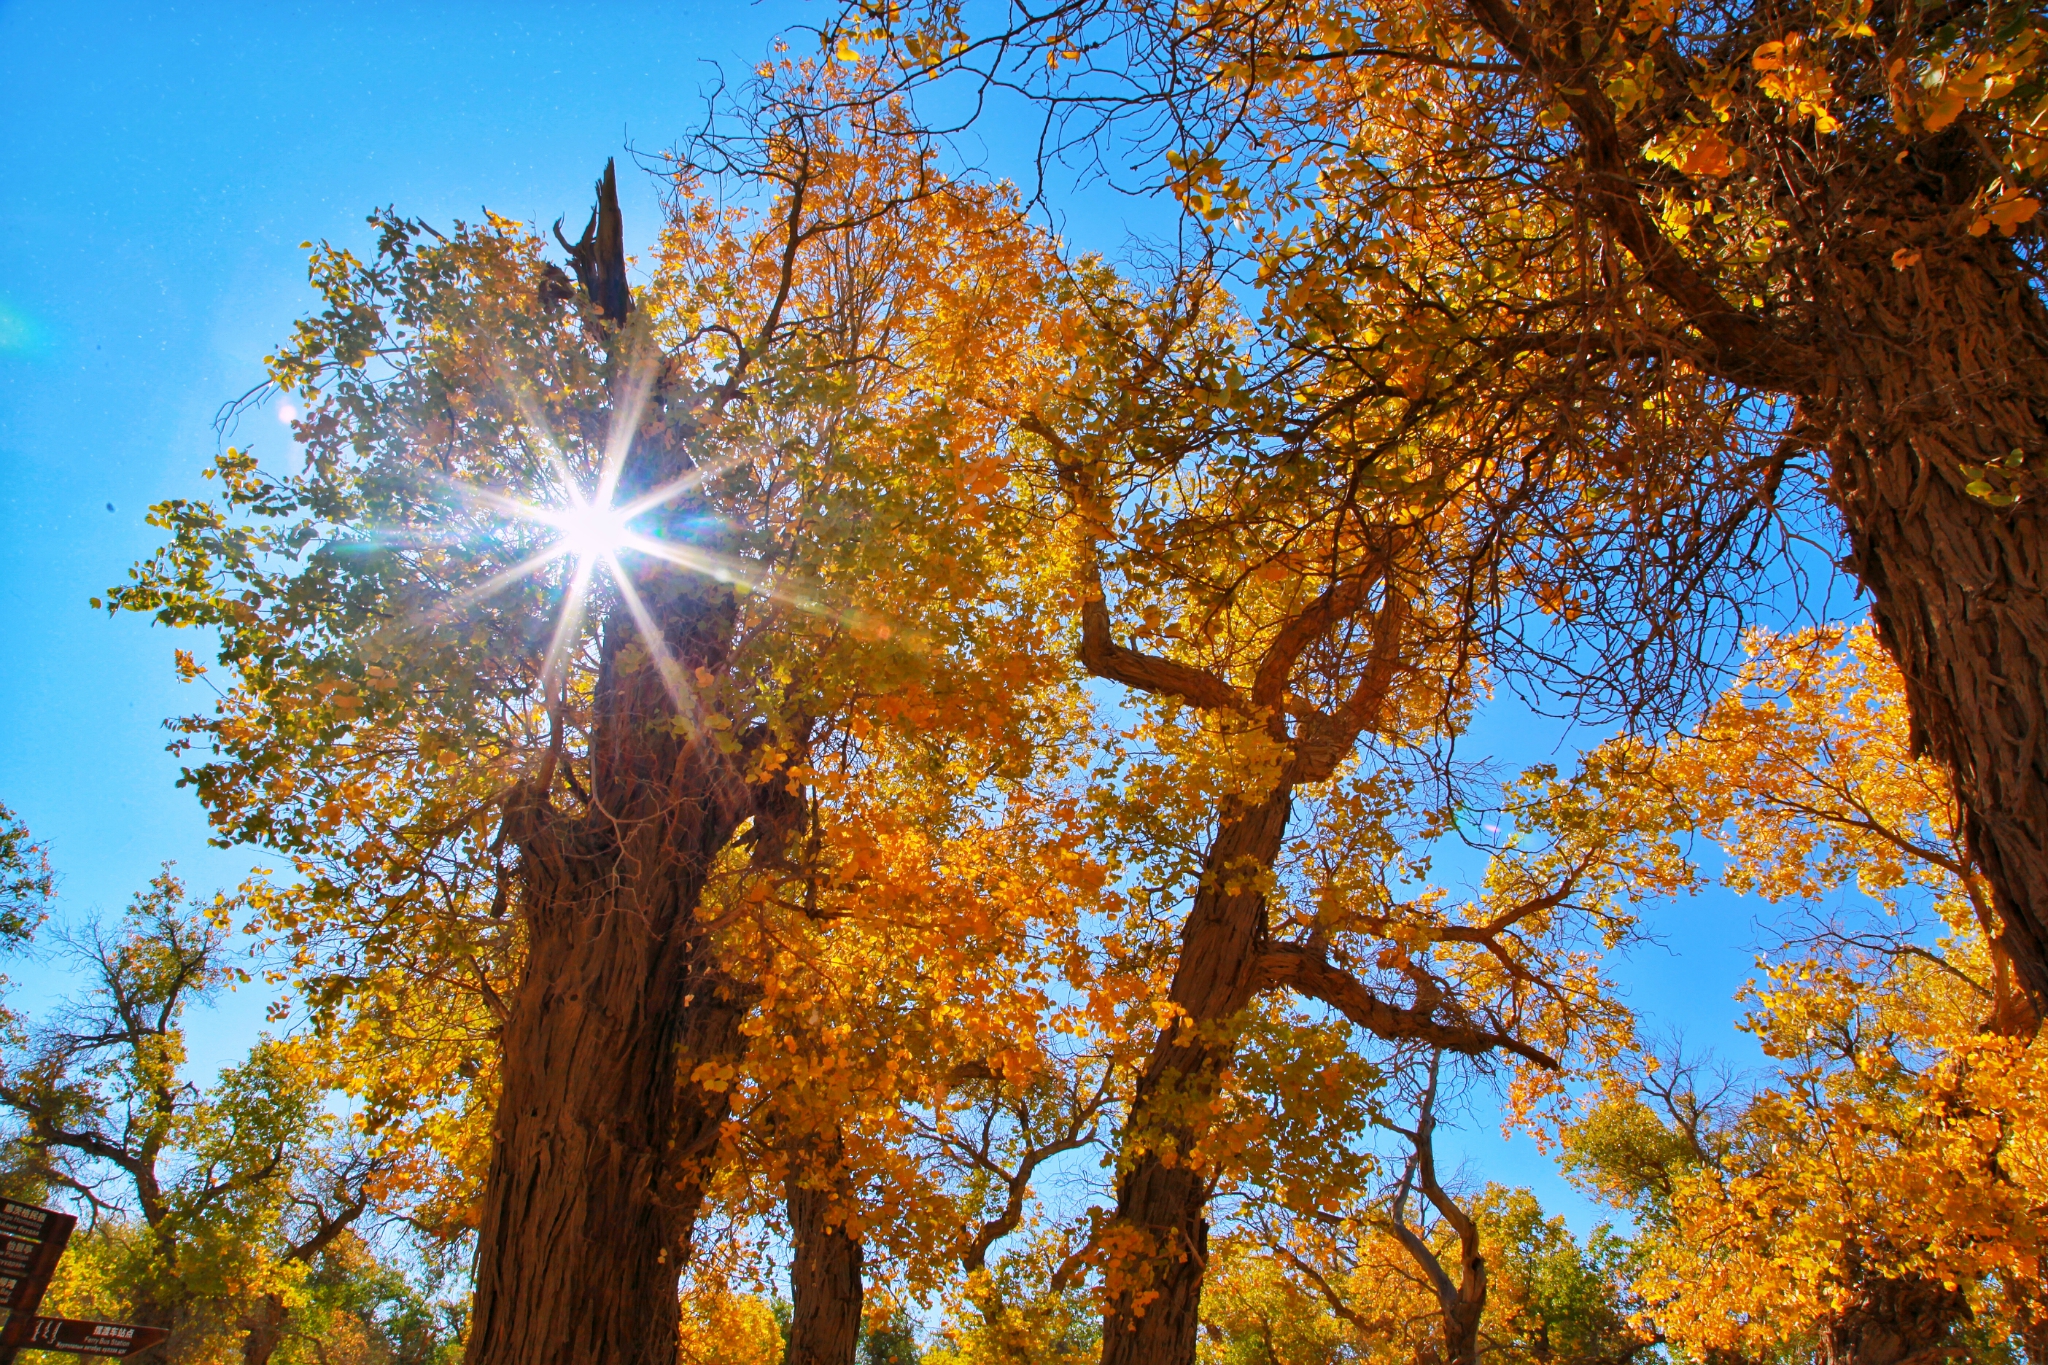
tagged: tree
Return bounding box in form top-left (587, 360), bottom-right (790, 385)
top-left (998, 250), bottom-right (1696, 1360)
top-left (113, 64), bottom-right (1079, 1365)
top-left (0, 865), bottom-right (405, 1365)
top-left (1209, 1032), bottom-right (1652, 1365)
top-left (1380, 1056), bottom-right (1487, 1365)
top-left (0, 803), bottom-right (52, 946)
top-left (1204, 1172), bottom-right (1650, 1365)
top-left (1565, 626), bottom-right (2048, 1365)
top-left (667, 719), bottom-right (1123, 1365)
top-left (862, 0), bottom-right (2048, 1012)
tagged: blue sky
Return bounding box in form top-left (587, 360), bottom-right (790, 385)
top-left (0, 0), bottom-right (1799, 1239)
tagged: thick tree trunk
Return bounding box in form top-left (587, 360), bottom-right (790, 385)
top-left (1100, 791), bottom-right (1293, 1365)
top-left (464, 166), bottom-right (760, 1363)
top-left (785, 1131), bottom-right (865, 1365)
top-left (1818, 218), bottom-right (2048, 1007)
top-left (1440, 1262), bottom-right (1485, 1365)
top-left (466, 554), bottom-right (748, 1365)
top-left (465, 750), bottom-right (744, 1364)
top-left (1826, 1272), bottom-right (1969, 1365)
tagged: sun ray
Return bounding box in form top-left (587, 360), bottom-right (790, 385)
top-left (510, 389), bottom-right (586, 508)
top-left (409, 377), bottom-right (887, 724)
top-left (539, 553), bottom-right (596, 697)
top-left (449, 481), bottom-right (564, 526)
top-left (608, 559), bottom-right (696, 716)
top-left (594, 349), bottom-right (662, 513)
top-left (411, 543), bottom-right (571, 627)
top-left (616, 534), bottom-right (837, 620)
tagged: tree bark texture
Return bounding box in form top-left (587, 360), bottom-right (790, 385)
top-left (1442, 1283), bottom-right (1486, 1365)
top-left (785, 1132), bottom-right (866, 1365)
top-left (1100, 790), bottom-right (1293, 1365)
top-left (465, 166), bottom-right (764, 1365)
top-left (1816, 214), bottom-right (2048, 1007)
top-left (1825, 1272), bottom-right (1969, 1365)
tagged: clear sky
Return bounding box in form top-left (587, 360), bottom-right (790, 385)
top-left (0, 0), bottom-right (1798, 1238)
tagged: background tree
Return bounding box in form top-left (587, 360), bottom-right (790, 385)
top-left (1202, 1175), bottom-right (1649, 1365)
top-left (1566, 626), bottom-right (2048, 1365)
top-left (0, 864), bottom-right (441, 1365)
top-left (1008, 238), bottom-right (1693, 1364)
top-left (0, 804), bottom-right (53, 946)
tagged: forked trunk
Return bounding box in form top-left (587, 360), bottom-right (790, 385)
top-left (785, 1130), bottom-right (866, 1365)
top-left (1817, 216), bottom-right (2048, 1007)
top-left (1101, 791), bottom-right (1292, 1365)
top-left (1439, 1251), bottom-right (1485, 1365)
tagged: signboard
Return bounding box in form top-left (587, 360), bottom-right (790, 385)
top-left (6, 1319), bottom-right (168, 1359)
top-left (0, 1204), bottom-right (72, 1315)
top-left (0, 1208), bottom-right (67, 1246)
top-left (0, 1204), bottom-right (161, 1361)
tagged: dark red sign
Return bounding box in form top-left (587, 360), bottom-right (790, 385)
top-left (6, 1318), bottom-right (168, 1358)
top-left (0, 1207), bottom-right (66, 1245)
top-left (0, 1205), bottom-right (159, 1361)
top-left (0, 1205), bottom-right (72, 1312)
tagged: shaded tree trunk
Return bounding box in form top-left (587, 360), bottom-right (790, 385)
top-left (1826, 1272), bottom-right (1970, 1365)
top-left (1816, 212), bottom-right (2048, 1009)
top-left (465, 622), bottom-right (746, 1365)
top-left (240, 1294), bottom-right (288, 1365)
top-left (786, 1130), bottom-right (866, 1365)
top-left (1100, 791), bottom-right (1292, 1365)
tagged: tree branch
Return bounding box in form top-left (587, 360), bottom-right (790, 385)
top-left (1256, 943), bottom-right (1561, 1069)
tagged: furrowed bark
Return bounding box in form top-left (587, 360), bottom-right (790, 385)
top-left (465, 168), bottom-right (756, 1365)
top-left (1100, 790), bottom-right (1293, 1365)
top-left (1817, 220), bottom-right (2048, 1008)
top-left (1459, 0), bottom-right (2048, 1009)
top-left (785, 1130), bottom-right (865, 1365)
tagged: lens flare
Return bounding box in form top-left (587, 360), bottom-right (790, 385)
top-left (541, 499), bottom-right (635, 564)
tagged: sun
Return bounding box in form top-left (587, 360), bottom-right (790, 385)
top-left (539, 498), bottom-right (635, 565)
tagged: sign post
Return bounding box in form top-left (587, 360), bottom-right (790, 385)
top-left (0, 1202), bottom-right (167, 1362)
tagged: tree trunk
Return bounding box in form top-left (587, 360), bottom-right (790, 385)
top-left (465, 738), bottom-right (745, 1364)
top-left (668, 976), bottom-right (755, 1263)
top-left (464, 165), bottom-right (761, 1365)
top-left (1825, 1272), bottom-right (1969, 1365)
top-left (1817, 215), bottom-right (2048, 1007)
top-left (785, 1131), bottom-right (865, 1365)
top-left (1440, 1258), bottom-right (1485, 1365)
top-left (1100, 790), bottom-right (1292, 1365)
top-left (239, 1293), bottom-right (288, 1365)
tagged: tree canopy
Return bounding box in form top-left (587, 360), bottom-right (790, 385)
top-left (45, 11), bottom-right (2048, 1365)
